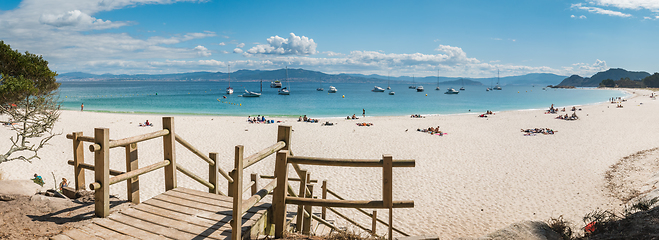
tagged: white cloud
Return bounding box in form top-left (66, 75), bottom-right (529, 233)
top-left (233, 48), bottom-right (243, 54)
top-left (39, 10), bottom-right (128, 30)
top-left (221, 50), bottom-right (229, 54)
top-left (571, 3), bottom-right (632, 17)
top-left (323, 51), bottom-right (344, 57)
top-left (246, 33), bottom-right (317, 55)
top-left (194, 45), bottom-right (211, 57)
top-left (592, 0), bottom-right (659, 12)
top-left (572, 14), bottom-right (587, 19)
top-left (567, 59), bottom-right (609, 76)
top-left (236, 43), bottom-right (245, 48)
top-left (219, 42), bottom-right (226, 46)
top-left (492, 37), bottom-right (502, 40)
top-left (571, 14), bottom-right (576, 18)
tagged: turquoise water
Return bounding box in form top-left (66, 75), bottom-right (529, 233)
top-left (57, 81), bottom-right (628, 117)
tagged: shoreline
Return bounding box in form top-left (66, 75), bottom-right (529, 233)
top-left (1, 88), bottom-right (657, 239)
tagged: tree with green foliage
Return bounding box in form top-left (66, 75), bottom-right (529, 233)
top-left (0, 41), bottom-right (60, 164)
top-left (600, 79), bottom-right (615, 87)
top-left (642, 73), bottom-right (659, 88)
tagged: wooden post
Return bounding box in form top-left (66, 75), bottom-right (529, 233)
top-left (277, 125), bottom-right (292, 151)
top-left (125, 143), bottom-right (139, 204)
top-left (231, 145), bottom-right (244, 240)
top-left (372, 210), bottom-right (377, 235)
top-left (383, 154), bottom-right (393, 240)
top-left (72, 132), bottom-right (85, 191)
top-left (295, 170), bottom-right (308, 232)
top-left (228, 170), bottom-right (235, 197)
top-left (209, 153), bottom-right (219, 194)
top-left (250, 173), bottom-right (259, 195)
top-left (273, 150), bottom-right (289, 238)
top-left (302, 183), bottom-right (314, 235)
top-left (163, 117), bottom-right (176, 191)
top-left (94, 128), bottom-right (110, 217)
top-left (321, 180), bottom-right (327, 219)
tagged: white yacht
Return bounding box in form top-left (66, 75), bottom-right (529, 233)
top-left (372, 86), bottom-right (385, 92)
top-left (226, 65), bottom-right (233, 94)
top-left (416, 86), bottom-right (424, 92)
top-left (270, 80), bottom-right (282, 88)
top-left (445, 88), bottom-right (459, 94)
top-left (328, 86), bottom-right (337, 93)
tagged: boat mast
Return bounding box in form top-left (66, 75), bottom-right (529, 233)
top-left (286, 66), bottom-right (289, 90)
top-left (228, 65), bottom-right (231, 88)
top-left (437, 70), bottom-right (439, 87)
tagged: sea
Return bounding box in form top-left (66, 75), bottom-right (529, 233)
top-left (57, 81), bottom-right (629, 117)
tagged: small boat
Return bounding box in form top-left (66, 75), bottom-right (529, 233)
top-left (242, 90), bottom-right (261, 97)
top-left (226, 65), bottom-right (233, 94)
top-left (279, 67), bottom-right (290, 95)
top-left (492, 69), bottom-right (502, 90)
top-left (416, 86), bottom-right (424, 92)
top-left (328, 86), bottom-right (337, 93)
top-left (372, 86), bottom-right (385, 92)
top-left (270, 80), bottom-right (282, 88)
top-left (486, 88), bottom-right (491, 91)
top-left (317, 80), bottom-right (324, 91)
top-left (445, 88), bottom-right (459, 94)
top-left (460, 78), bottom-right (465, 91)
top-left (389, 91), bottom-right (395, 95)
top-left (387, 73), bottom-right (391, 90)
top-left (408, 75), bottom-right (416, 89)
top-left (460, 87), bottom-right (465, 91)
top-left (435, 70), bottom-right (440, 91)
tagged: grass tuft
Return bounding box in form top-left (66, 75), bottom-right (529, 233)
top-left (547, 215), bottom-right (573, 240)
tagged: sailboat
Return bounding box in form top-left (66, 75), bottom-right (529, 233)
top-left (243, 79), bottom-right (262, 97)
top-left (460, 78), bottom-right (465, 91)
top-left (492, 69), bottom-right (502, 90)
top-left (408, 75), bottom-right (416, 89)
top-left (435, 70), bottom-right (440, 91)
top-left (278, 67), bottom-right (290, 95)
top-left (316, 78), bottom-right (324, 91)
top-left (226, 65), bottom-right (233, 94)
top-left (387, 73), bottom-right (391, 90)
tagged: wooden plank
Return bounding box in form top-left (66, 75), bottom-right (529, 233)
top-left (94, 128), bottom-right (110, 218)
top-left (243, 141), bottom-right (286, 169)
top-left (145, 196), bottom-right (264, 223)
top-left (80, 224), bottom-right (137, 240)
top-left (321, 180), bottom-right (327, 219)
top-left (171, 187), bottom-right (233, 204)
top-left (296, 169), bottom-right (308, 232)
top-left (123, 207), bottom-right (227, 239)
top-left (163, 117), bottom-right (177, 191)
top-left (209, 153), bottom-right (219, 194)
top-left (383, 155), bottom-right (393, 208)
top-left (286, 197), bottom-right (414, 209)
top-left (176, 163), bottom-right (214, 190)
top-left (67, 160), bottom-right (125, 176)
top-left (302, 184), bottom-right (314, 235)
top-left (159, 190), bottom-right (268, 212)
top-left (50, 234), bottom-right (73, 240)
top-left (125, 143), bottom-right (139, 204)
top-left (109, 129), bottom-right (170, 149)
top-left (163, 189), bottom-right (270, 211)
top-left (62, 228), bottom-right (102, 240)
top-left (93, 218), bottom-right (166, 239)
top-left (108, 211), bottom-right (208, 239)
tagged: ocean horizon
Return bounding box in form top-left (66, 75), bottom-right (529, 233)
top-left (57, 81), bottom-right (629, 117)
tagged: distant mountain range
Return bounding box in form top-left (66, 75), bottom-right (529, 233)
top-left (57, 69), bottom-right (568, 86)
top-left (557, 68), bottom-right (651, 87)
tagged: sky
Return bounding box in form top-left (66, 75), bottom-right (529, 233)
top-left (0, 0), bottom-right (658, 78)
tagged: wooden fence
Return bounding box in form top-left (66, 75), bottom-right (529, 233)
top-left (66, 117), bottom-right (414, 240)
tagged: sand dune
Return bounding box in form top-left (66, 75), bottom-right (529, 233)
top-left (1, 89), bottom-right (657, 239)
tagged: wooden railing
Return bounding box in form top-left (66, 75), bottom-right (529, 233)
top-left (66, 118), bottom-right (414, 240)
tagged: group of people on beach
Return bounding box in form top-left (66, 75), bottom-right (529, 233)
top-left (298, 115), bottom-right (319, 123)
top-left (346, 114), bottom-right (359, 120)
top-left (479, 110), bottom-right (494, 118)
top-left (556, 112), bottom-right (578, 120)
top-left (410, 114), bottom-right (424, 118)
top-left (521, 128), bottom-right (555, 135)
top-left (249, 115), bottom-right (274, 123)
top-left (610, 97), bottom-right (625, 103)
top-left (356, 122), bottom-right (373, 126)
top-left (418, 126), bottom-right (443, 136)
top-left (138, 120), bottom-right (153, 127)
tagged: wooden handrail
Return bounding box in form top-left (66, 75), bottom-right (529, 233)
top-left (88, 129), bottom-right (170, 152)
top-left (287, 156), bottom-right (415, 168)
top-left (67, 160), bottom-right (125, 176)
top-left (90, 160), bottom-right (170, 190)
top-left (243, 141), bottom-right (286, 169)
top-left (241, 179), bottom-right (277, 215)
top-left (174, 134), bottom-right (214, 166)
top-left (175, 163), bottom-right (218, 193)
top-left (327, 188), bottom-right (409, 236)
top-left (243, 181), bottom-right (255, 194)
top-left (259, 175), bottom-right (318, 183)
top-left (286, 197), bottom-right (414, 209)
top-left (66, 134), bottom-right (96, 142)
top-left (174, 134), bottom-right (234, 183)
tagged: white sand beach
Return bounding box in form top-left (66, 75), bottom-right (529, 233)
top-left (1, 88), bottom-right (658, 239)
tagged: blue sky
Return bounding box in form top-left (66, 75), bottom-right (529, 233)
top-left (1, 0), bottom-right (657, 77)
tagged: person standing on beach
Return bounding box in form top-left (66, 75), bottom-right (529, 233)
top-left (362, 109), bottom-right (365, 117)
top-left (81, 103), bottom-right (84, 111)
